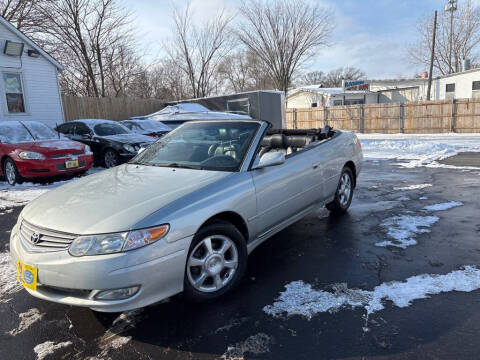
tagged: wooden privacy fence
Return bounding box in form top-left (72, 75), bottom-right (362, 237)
top-left (62, 95), bottom-right (165, 122)
top-left (287, 98), bottom-right (480, 133)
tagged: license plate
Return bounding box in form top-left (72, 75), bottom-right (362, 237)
top-left (65, 159), bottom-right (79, 169)
top-left (16, 261), bottom-right (37, 291)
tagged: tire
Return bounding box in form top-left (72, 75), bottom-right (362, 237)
top-left (326, 166), bottom-right (354, 214)
top-left (184, 220), bottom-right (247, 302)
top-left (3, 158), bottom-right (23, 186)
top-left (103, 149), bottom-right (118, 168)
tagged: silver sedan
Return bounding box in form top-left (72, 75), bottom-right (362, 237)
top-left (10, 120), bottom-right (363, 312)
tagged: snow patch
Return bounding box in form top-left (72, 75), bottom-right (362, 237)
top-left (375, 215), bottom-right (439, 248)
top-left (0, 252), bottom-right (22, 301)
top-left (264, 266), bottom-right (480, 321)
top-left (0, 167), bottom-right (104, 209)
top-left (419, 196), bottom-right (428, 200)
top-left (396, 196), bottom-right (410, 201)
top-left (33, 341), bottom-right (72, 360)
top-left (394, 184), bottom-right (432, 191)
top-left (358, 133), bottom-right (480, 168)
top-left (8, 308), bottom-right (44, 336)
top-left (222, 333), bottom-right (272, 360)
top-left (423, 201), bottom-right (463, 211)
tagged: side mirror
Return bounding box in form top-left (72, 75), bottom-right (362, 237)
top-left (252, 152), bottom-right (285, 170)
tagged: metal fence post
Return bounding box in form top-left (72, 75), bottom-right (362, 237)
top-left (399, 103), bottom-right (404, 133)
top-left (293, 108), bottom-right (297, 129)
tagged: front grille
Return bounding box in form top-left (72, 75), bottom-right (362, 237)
top-left (19, 220), bottom-right (77, 253)
top-left (50, 152), bottom-right (84, 159)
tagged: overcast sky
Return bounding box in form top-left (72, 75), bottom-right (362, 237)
top-left (128, 0), bottom-right (461, 79)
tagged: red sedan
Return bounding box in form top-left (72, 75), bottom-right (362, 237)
top-left (0, 121), bottom-right (94, 185)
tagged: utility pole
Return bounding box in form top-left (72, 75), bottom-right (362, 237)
top-left (445, 0), bottom-right (458, 74)
top-left (427, 10), bottom-right (437, 101)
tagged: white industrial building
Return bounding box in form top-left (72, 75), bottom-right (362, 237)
top-left (287, 68), bottom-right (480, 108)
top-left (0, 16), bottom-right (64, 127)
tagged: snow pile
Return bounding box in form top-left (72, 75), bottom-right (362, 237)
top-left (423, 201), bottom-right (463, 211)
top-left (0, 252), bottom-right (22, 301)
top-left (394, 184), bottom-right (432, 191)
top-left (33, 341), bottom-right (72, 360)
top-left (222, 333), bottom-right (272, 360)
top-left (9, 308), bottom-right (45, 335)
top-left (264, 266), bottom-right (480, 320)
top-left (375, 215), bottom-right (439, 248)
top-left (358, 133), bottom-right (480, 168)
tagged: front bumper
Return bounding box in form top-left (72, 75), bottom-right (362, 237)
top-left (9, 225), bottom-right (191, 312)
top-left (15, 155), bottom-right (94, 179)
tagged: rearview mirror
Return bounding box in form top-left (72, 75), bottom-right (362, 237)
top-left (252, 152), bottom-right (285, 170)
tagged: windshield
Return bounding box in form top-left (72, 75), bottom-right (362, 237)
top-left (124, 120), bottom-right (171, 132)
top-left (0, 122), bottom-right (33, 143)
top-left (22, 121), bottom-right (58, 140)
top-left (93, 122), bottom-right (130, 136)
top-left (132, 121), bottom-right (260, 171)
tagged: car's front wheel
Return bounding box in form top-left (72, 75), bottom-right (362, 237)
top-left (184, 221), bottom-right (247, 302)
top-left (103, 149), bottom-right (118, 168)
top-left (326, 166), bottom-right (354, 214)
top-left (3, 158), bottom-right (23, 186)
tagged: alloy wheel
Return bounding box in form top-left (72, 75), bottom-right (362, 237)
top-left (338, 173), bottom-right (352, 207)
top-left (5, 161), bottom-right (16, 185)
top-left (104, 150), bottom-right (117, 168)
top-left (187, 235), bottom-right (239, 293)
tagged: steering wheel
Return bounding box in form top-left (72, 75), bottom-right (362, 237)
top-left (200, 155), bottom-right (237, 167)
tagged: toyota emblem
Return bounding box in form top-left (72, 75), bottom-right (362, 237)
top-left (30, 232), bottom-right (41, 244)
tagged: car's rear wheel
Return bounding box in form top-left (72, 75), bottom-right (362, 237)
top-left (184, 221), bottom-right (247, 301)
top-left (3, 158), bottom-right (23, 186)
top-left (326, 167), bottom-right (354, 214)
top-left (103, 149), bottom-right (118, 168)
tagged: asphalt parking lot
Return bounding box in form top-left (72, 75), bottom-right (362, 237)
top-left (1, 157), bottom-right (480, 360)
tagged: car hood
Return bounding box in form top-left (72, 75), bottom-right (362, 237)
top-left (21, 164), bottom-right (230, 234)
top-left (101, 133), bottom-right (154, 144)
top-left (13, 139), bottom-right (85, 155)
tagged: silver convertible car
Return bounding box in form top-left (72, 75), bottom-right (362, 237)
top-left (10, 120), bottom-right (363, 312)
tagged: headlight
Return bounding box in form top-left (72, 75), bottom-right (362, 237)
top-left (123, 144), bottom-right (135, 153)
top-left (84, 145), bottom-right (92, 155)
top-left (68, 224), bottom-right (169, 257)
top-left (18, 151), bottom-right (45, 160)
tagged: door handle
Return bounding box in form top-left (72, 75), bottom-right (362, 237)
top-left (312, 161), bottom-right (322, 169)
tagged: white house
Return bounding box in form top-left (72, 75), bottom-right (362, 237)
top-left (0, 17), bottom-right (64, 128)
top-left (288, 68), bottom-right (480, 108)
top-left (287, 85), bottom-right (378, 108)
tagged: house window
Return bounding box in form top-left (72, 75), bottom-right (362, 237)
top-left (344, 99), bottom-right (365, 106)
top-left (473, 81), bottom-right (480, 91)
top-left (445, 83), bottom-right (455, 93)
top-left (333, 100), bottom-right (343, 106)
top-left (311, 102), bottom-right (318, 107)
top-left (3, 73), bottom-right (25, 113)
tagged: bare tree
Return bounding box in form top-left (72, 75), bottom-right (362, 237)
top-left (236, 0), bottom-right (334, 95)
top-left (167, 2), bottom-right (233, 98)
top-left (322, 67), bottom-right (366, 87)
top-left (0, 0), bottom-right (47, 33)
top-left (295, 71), bottom-right (325, 86)
top-left (218, 50), bottom-right (275, 93)
top-left (408, 0), bottom-right (480, 75)
top-left (33, 0), bottom-right (136, 97)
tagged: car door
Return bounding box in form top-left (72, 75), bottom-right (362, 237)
top-left (251, 150), bottom-right (317, 237)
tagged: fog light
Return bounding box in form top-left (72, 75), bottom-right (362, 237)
top-left (94, 286), bottom-right (140, 300)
